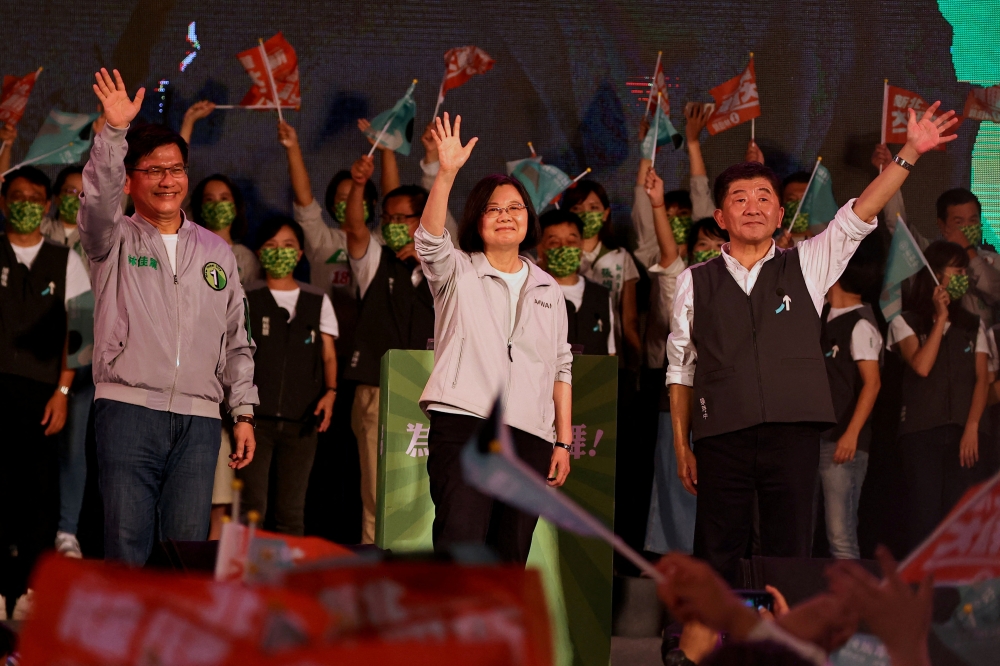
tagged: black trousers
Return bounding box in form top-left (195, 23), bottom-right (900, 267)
top-left (693, 422), bottom-right (821, 584)
top-left (898, 424), bottom-right (978, 551)
top-left (426, 412), bottom-right (553, 564)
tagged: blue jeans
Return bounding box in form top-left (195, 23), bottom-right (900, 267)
top-left (817, 438), bottom-right (868, 559)
top-left (58, 366), bottom-right (94, 535)
top-left (645, 411), bottom-right (697, 554)
top-left (94, 399), bottom-right (220, 565)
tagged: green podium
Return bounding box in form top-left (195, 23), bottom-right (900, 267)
top-left (376, 351), bottom-right (618, 666)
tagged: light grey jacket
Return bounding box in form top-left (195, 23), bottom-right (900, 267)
top-left (79, 124), bottom-right (257, 419)
top-left (415, 226), bottom-right (572, 442)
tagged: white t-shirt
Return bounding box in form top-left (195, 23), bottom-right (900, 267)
top-left (268, 288), bottom-right (339, 337)
top-left (161, 234), bottom-right (178, 273)
top-left (11, 239), bottom-right (91, 305)
top-left (826, 305), bottom-right (882, 362)
top-left (559, 276), bottom-right (616, 354)
top-left (886, 315), bottom-right (990, 357)
top-left (496, 260), bottom-right (529, 337)
top-left (351, 233), bottom-right (423, 299)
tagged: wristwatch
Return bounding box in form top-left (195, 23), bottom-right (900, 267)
top-left (553, 442), bottom-right (571, 451)
top-left (234, 414), bottom-right (256, 429)
top-left (58, 385), bottom-right (71, 396)
top-left (892, 154), bottom-right (914, 171)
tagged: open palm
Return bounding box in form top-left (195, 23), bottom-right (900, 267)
top-left (92, 68), bottom-right (145, 129)
top-left (906, 101), bottom-right (958, 155)
top-left (432, 113), bottom-right (478, 173)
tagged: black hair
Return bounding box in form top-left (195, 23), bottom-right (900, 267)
top-left (256, 215), bottom-right (305, 250)
top-left (903, 240), bottom-right (975, 336)
top-left (1, 165), bottom-right (51, 198)
top-left (190, 174), bottom-right (249, 240)
top-left (325, 171), bottom-right (378, 221)
top-left (560, 178), bottom-right (621, 249)
top-left (457, 174), bottom-right (540, 253)
top-left (837, 233), bottom-right (884, 295)
top-left (124, 123), bottom-right (188, 169)
top-left (688, 217), bottom-right (729, 245)
top-left (714, 162), bottom-right (783, 209)
top-left (701, 641), bottom-right (814, 666)
top-left (539, 209), bottom-right (583, 235)
top-left (782, 170), bottom-right (812, 189)
top-left (383, 184), bottom-right (429, 218)
top-left (664, 189), bottom-right (692, 212)
top-left (53, 165), bottom-right (84, 197)
top-left (936, 188), bottom-right (981, 221)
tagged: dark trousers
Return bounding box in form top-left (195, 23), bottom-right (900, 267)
top-left (899, 425), bottom-right (978, 551)
top-left (0, 373), bottom-right (59, 603)
top-left (236, 418), bottom-right (318, 536)
top-left (693, 422), bottom-right (821, 584)
top-left (426, 412), bottom-right (553, 564)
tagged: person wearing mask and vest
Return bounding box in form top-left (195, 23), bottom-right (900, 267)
top-left (667, 102), bottom-right (957, 582)
top-left (239, 217), bottom-right (338, 535)
top-left (190, 173), bottom-right (262, 285)
top-left (887, 240), bottom-right (989, 550)
top-left (415, 114), bottom-right (573, 564)
top-left (81, 70), bottom-right (258, 565)
top-left (536, 210), bottom-right (614, 356)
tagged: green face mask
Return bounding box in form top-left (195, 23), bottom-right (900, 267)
top-left (7, 201), bottom-right (45, 234)
top-left (201, 200), bottom-right (237, 231)
top-left (670, 215), bottom-right (693, 244)
top-left (545, 245), bottom-right (582, 278)
top-left (58, 194), bottom-right (81, 225)
top-left (259, 247), bottom-right (299, 279)
top-left (959, 224), bottom-right (982, 247)
top-left (692, 249), bottom-right (722, 264)
top-left (333, 200), bottom-right (370, 225)
top-left (945, 273), bottom-right (970, 302)
top-left (783, 200), bottom-right (810, 233)
top-left (383, 223), bottom-right (413, 252)
top-left (578, 211), bottom-right (604, 239)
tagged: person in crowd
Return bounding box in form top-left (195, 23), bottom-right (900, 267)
top-left (415, 114), bottom-right (572, 564)
top-left (190, 174), bottom-right (262, 284)
top-left (887, 240), bottom-right (989, 550)
top-left (667, 102), bottom-right (957, 582)
top-left (818, 240), bottom-right (883, 559)
top-left (82, 69), bottom-right (257, 564)
top-left (536, 209), bottom-right (615, 355)
top-left (41, 166), bottom-right (85, 258)
top-left (238, 216), bottom-right (338, 535)
top-left (781, 171), bottom-right (813, 240)
top-left (0, 165), bottom-right (89, 609)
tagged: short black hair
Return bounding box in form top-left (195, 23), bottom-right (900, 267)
top-left (256, 215), bottom-right (304, 249)
top-left (904, 240), bottom-right (974, 336)
top-left (457, 174), bottom-right (540, 253)
top-left (664, 189), bottom-right (692, 212)
top-left (190, 174), bottom-right (249, 240)
top-left (1, 165), bottom-right (51, 198)
top-left (124, 123), bottom-right (188, 169)
top-left (561, 179), bottom-right (610, 211)
top-left (936, 188), bottom-right (981, 221)
top-left (714, 162), bottom-right (783, 208)
top-left (325, 170), bottom-right (378, 221)
top-left (53, 165), bottom-right (84, 197)
top-left (837, 233), bottom-right (884, 295)
top-left (539, 209), bottom-right (583, 235)
top-left (383, 184), bottom-right (428, 218)
top-left (782, 171), bottom-right (812, 189)
top-left (688, 216), bottom-right (729, 244)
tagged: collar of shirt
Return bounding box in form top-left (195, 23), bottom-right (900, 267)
top-left (720, 239), bottom-right (776, 295)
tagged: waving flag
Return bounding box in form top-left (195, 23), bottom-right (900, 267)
top-left (643, 52), bottom-right (670, 117)
top-left (706, 58), bottom-right (760, 136)
top-left (964, 85), bottom-right (1000, 123)
top-left (433, 46), bottom-right (495, 118)
top-left (0, 68), bottom-right (42, 126)
top-left (879, 215), bottom-right (935, 322)
top-left (22, 110), bottom-right (99, 166)
top-left (236, 32), bottom-right (300, 110)
top-left (787, 159), bottom-right (839, 232)
top-left (363, 80), bottom-right (417, 156)
top-left (881, 84), bottom-right (948, 150)
top-left (641, 99), bottom-right (683, 159)
top-left (510, 160), bottom-right (571, 212)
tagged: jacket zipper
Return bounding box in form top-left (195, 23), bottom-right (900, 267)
top-left (451, 338), bottom-right (466, 389)
top-left (502, 273), bottom-right (530, 413)
top-left (167, 272), bottom-right (181, 411)
top-left (276, 324), bottom-right (289, 417)
top-left (746, 294), bottom-right (766, 421)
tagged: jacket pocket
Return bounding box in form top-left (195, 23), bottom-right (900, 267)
top-left (451, 337), bottom-right (466, 389)
top-left (215, 333), bottom-right (227, 381)
top-left (102, 316), bottom-right (129, 367)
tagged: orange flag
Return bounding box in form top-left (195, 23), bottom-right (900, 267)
top-left (236, 33), bottom-right (300, 109)
top-left (706, 58), bottom-right (760, 136)
top-left (0, 68), bottom-right (41, 126)
top-left (964, 85), bottom-right (1000, 123)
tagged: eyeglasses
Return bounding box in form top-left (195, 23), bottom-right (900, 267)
top-left (381, 213), bottom-right (419, 224)
top-left (128, 165), bottom-right (189, 180)
top-left (483, 203), bottom-right (527, 219)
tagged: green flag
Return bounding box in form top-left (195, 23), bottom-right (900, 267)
top-left (799, 164), bottom-right (839, 230)
top-left (640, 102), bottom-right (683, 160)
top-left (363, 81), bottom-right (416, 156)
top-left (24, 110), bottom-right (100, 165)
top-left (880, 216), bottom-right (933, 322)
top-left (510, 159), bottom-right (571, 212)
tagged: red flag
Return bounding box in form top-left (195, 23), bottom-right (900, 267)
top-left (0, 68), bottom-right (41, 126)
top-left (706, 59), bottom-right (760, 136)
top-left (438, 46), bottom-right (495, 103)
top-left (236, 33), bottom-right (300, 109)
top-left (899, 472), bottom-right (1000, 585)
top-left (648, 58), bottom-right (670, 114)
top-left (964, 85), bottom-right (1000, 123)
top-left (215, 522), bottom-right (353, 582)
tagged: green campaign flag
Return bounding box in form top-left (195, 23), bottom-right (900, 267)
top-left (798, 164), bottom-right (839, 229)
top-left (880, 216), bottom-right (933, 322)
top-left (511, 159), bottom-right (571, 212)
top-left (363, 81), bottom-right (416, 156)
top-left (24, 110), bottom-right (99, 165)
top-left (640, 102), bottom-right (683, 159)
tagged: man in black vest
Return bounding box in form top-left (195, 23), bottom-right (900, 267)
top-left (342, 155), bottom-right (436, 544)
top-left (666, 104), bottom-right (957, 581)
top-left (1, 166), bottom-right (91, 605)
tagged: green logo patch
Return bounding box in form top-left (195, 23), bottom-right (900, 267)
top-left (203, 262), bottom-right (227, 291)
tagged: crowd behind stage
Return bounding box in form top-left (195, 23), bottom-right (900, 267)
top-left (0, 68), bottom-right (995, 660)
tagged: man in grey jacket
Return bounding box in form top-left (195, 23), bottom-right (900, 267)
top-left (80, 69), bottom-right (258, 564)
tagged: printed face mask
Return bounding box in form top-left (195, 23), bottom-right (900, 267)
top-left (692, 248), bottom-right (722, 263)
top-left (7, 201), bottom-right (45, 234)
top-left (333, 200), bottom-right (370, 225)
top-left (545, 245), bottom-right (582, 278)
top-left (58, 194), bottom-right (81, 225)
top-left (959, 224), bottom-right (982, 247)
top-left (783, 200), bottom-right (810, 233)
top-left (578, 211), bottom-right (604, 239)
top-left (945, 273), bottom-right (970, 302)
top-left (259, 247), bottom-right (299, 279)
top-left (670, 215), bottom-right (693, 244)
top-left (383, 223), bottom-right (413, 252)
top-left (201, 200), bottom-right (237, 231)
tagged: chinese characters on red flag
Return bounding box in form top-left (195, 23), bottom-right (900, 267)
top-left (706, 59), bottom-right (760, 136)
top-left (964, 85), bottom-right (1000, 123)
top-left (237, 33), bottom-right (300, 109)
top-left (884, 85), bottom-right (930, 144)
top-left (0, 69), bottom-right (41, 126)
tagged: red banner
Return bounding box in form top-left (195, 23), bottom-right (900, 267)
top-left (440, 46), bottom-right (495, 98)
top-left (237, 33), bottom-right (300, 109)
top-left (215, 522), bottom-right (353, 582)
top-left (964, 85), bottom-right (1000, 123)
top-left (706, 59), bottom-right (760, 136)
top-left (0, 69), bottom-right (41, 126)
top-left (649, 58), bottom-right (670, 114)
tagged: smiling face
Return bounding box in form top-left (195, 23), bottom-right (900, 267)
top-left (715, 177), bottom-right (783, 245)
top-left (124, 144), bottom-right (188, 222)
top-left (479, 184), bottom-right (529, 251)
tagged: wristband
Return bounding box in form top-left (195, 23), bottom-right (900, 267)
top-left (235, 414), bottom-right (256, 429)
top-left (326, 387), bottom-right (337, 393)
top-left (58, 385), bottom-right (71, 396)
top-left (553, 442), bottom-right (571, 451)
top-left (892, 155), bottom-right (914, 171)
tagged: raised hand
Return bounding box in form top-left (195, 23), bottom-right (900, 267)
top-left (644, 165), bottom-right (664, 206)
top-left (351, 155), bottom-right (375, 184)
top-left (745, 140), bottom-right (764, 165)
top-left (184, 100), bottom-right (216, 124)
top-left (357, 118), bottom-right (385, 150)
top-left (92, 68), bottom-right (144, 129)
top-left (421, 122), bottom-right (439, 164)
top-left (277, 121), bottom-right (300, 150)
top-left (871, 143), bottom-right (893, 170)
top-left (684, 102), bottom-right (712, 143)
top-left (906, 101), bottom-right (959, 155)
top-left (431, 113), bottom-right (478, 174)
top-left (0, 123), bottom-right (16, 146)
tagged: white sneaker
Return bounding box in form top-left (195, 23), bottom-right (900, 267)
top-left (55, 531), bottom-right (83, 558)
top-left (12, 589), bottom-right (33, 621)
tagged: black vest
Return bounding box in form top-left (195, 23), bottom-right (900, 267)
top-left (566, 279), bottom-right (611, 355)
top-left (246, 282), bottom-right (325, 421)
top-left (898, 310), bottom-right (979, 437)
top-left (346, 247), bottom-right (435, 386)
top-left (0, 234), bottom-right (69, 385)
top-left (690, 249), bottom-right (835, 440)
top-left (821, 304), bottom-right (879, 451)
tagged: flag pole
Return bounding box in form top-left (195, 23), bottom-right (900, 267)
top-left (897, 213), bottom-right (939, 285)
top-left (0, 67), bottom-right (43, 156)
top-left (258, 38), bottom-right (284, 123)
top-left (650, 93), bottom-right (662, 168)
top-left (527, 141), bottom-right (536, 157)
top-left (432, 73), bottom-right (446, 121)
top-left (214, 104), bottom-right (296, 110)
top-left (749, 53), bottom-right (755, 143)
top-left (643, 51), bottom-right (663, 119)
top-left (1, 141), bottom-right (75, 178)
top-left (788, 156), bottom-right (821, 232)
top-left (367, 79), bottom-right (416, 158)
top-left (551, 168), bottom-right (592, 210)
top-left (879, 79), bottom-right (889, 174)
